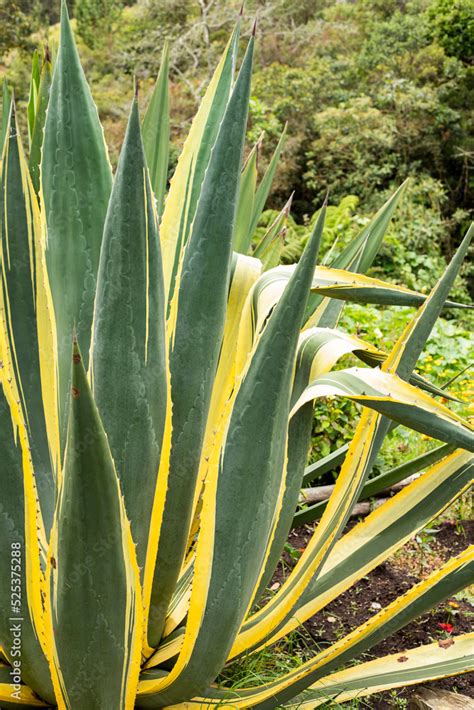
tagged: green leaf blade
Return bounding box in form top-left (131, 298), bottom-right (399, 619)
top-left (91, 99), bottom-right (168, 578)
top-left (1, 79), bottom-right (12, 149)
top-left (1, 104), bottom-right (55, 534)
top-left (150, 206), bottom-right (325, 706)
top-left (27, 50), bottom-right (40, 147)
top-left (0, 387), bottom-right (55, 705)
top-left (41, 0), bottom-right (112, 452)
top-left (142, 40), bottom-right (170, 216)
top-left (148, 37), bottom-right (255, 648)
top-left (248, 124), bottom-right (287, 238)
top-left (29, 50), bottom-right (52, 195)
top-left (233, 140), bottom-right (258, 253)
top-left (295, 367), bottom-right (474, 452)
top-left (160, 21), bottom-right (241, 303)
top-left (46, 344), bottom-right (142, 710)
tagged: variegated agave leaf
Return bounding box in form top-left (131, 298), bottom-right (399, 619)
top-left (0, 5), bottom-right (473, 709)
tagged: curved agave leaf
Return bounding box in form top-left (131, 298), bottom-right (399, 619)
top-left (253, 194), bottom-right (292, 270)
top-left (147, 37), bottom-right (254, 648)
top-left (267, 449), bottom-right (473, 650)
top-left (298, 347), bottom-right (463, 487)
top-left (249, 548), bottom-right (474, 709)
top-left (248, 125), bottom-right (287, 239)
top-left (292, 327), bottom-right (383, 400)
top-left (233, 138), bottom-right (259, 253)
top-left (309, 266), bottom-right (472, 309)
top-left (29, 49), bottom-right (52, 195)
top-left (292, 327), bottom-right (458, 402)
top-left (142, 40), bottom-right (170, 216)
top-left (295, 441), bottom-right (455, 526)
top-left (146, 448), bottom-right (473, 671)
top-left (27, 51), bottom-right (40, 146)
top-left (292, 366), bottom-right (474, 451)
top-left (90, 99), bottom-right (168, 579)
top-left (257, 265), bottom-right (470, 317)
top-left (41, 0), bottom-right (113, 452)
top-left (138, 191), bottom-right (323, 707)
top-left (230, 228), bottom-right (473, 660)
top-left (285, 633), bottom-right (474, 708)
top-left (1, 79), bottom-right (12, 148)
top-left (1, 103), bottom-right (56, 535)
top-left (45, 344), bottom-right (142, 710)
top-left (248, 265), bottom-right (469, 354)
top-left (160, 19), bottom-right (241, 302)
top-left (137, 552), bottom-right (474, 708)
top-left (0, 384), bottom-right (55, 705)
top-left (171, 548), bottom-right (473, 708)
top-left (305, 181), bottom-right (408, 325)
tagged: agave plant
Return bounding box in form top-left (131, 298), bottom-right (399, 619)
top-left (0, 4), bottom-right (473, 709)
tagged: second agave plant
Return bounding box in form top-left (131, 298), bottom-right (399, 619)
top-left (0, 3), bottom-right (473, 709)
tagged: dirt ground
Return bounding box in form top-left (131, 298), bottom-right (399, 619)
top-left (276, 519), bottom-right (474, 707)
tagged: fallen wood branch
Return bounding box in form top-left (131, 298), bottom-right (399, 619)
top-left (409, 688), bottom-right (474, 709)
top-left (347, 499), bottom-right (388, 517)
top-left (299, 474), bottom-right (420, 505)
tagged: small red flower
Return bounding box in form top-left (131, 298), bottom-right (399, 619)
top-left (438, 622), bottom-right (454, 633)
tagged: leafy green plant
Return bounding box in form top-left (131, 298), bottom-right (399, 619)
top-left (0, 0), bottom-right (39, 56)
top-left (0, 5), bottom-right (473, 709)
top-left (75, 0), bottom-right (123, 49)
top-left (427, 0), bottom-right (474, 61)
top-left (268, 179), bottom-right (473, 472)
top-left (304, 96), bottom-right (397, 202)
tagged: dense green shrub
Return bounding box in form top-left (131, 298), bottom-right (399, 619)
top-left (75, 0), bottom-right (123, 48)
top-left (428, 0), bottom-right (474, 61)
top-left (1, 0), bottom-right (472, 273)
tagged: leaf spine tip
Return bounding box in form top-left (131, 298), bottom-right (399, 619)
top-left (285, 192), bottom-right (294, 215)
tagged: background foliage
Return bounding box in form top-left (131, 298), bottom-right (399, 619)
top-left (1, 0), bottom-right (473, 232)
top-left (1, 0), bottom-right (473, 471)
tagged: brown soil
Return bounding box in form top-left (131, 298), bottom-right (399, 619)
top-left (273, 519), bottom-right (474, 707)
